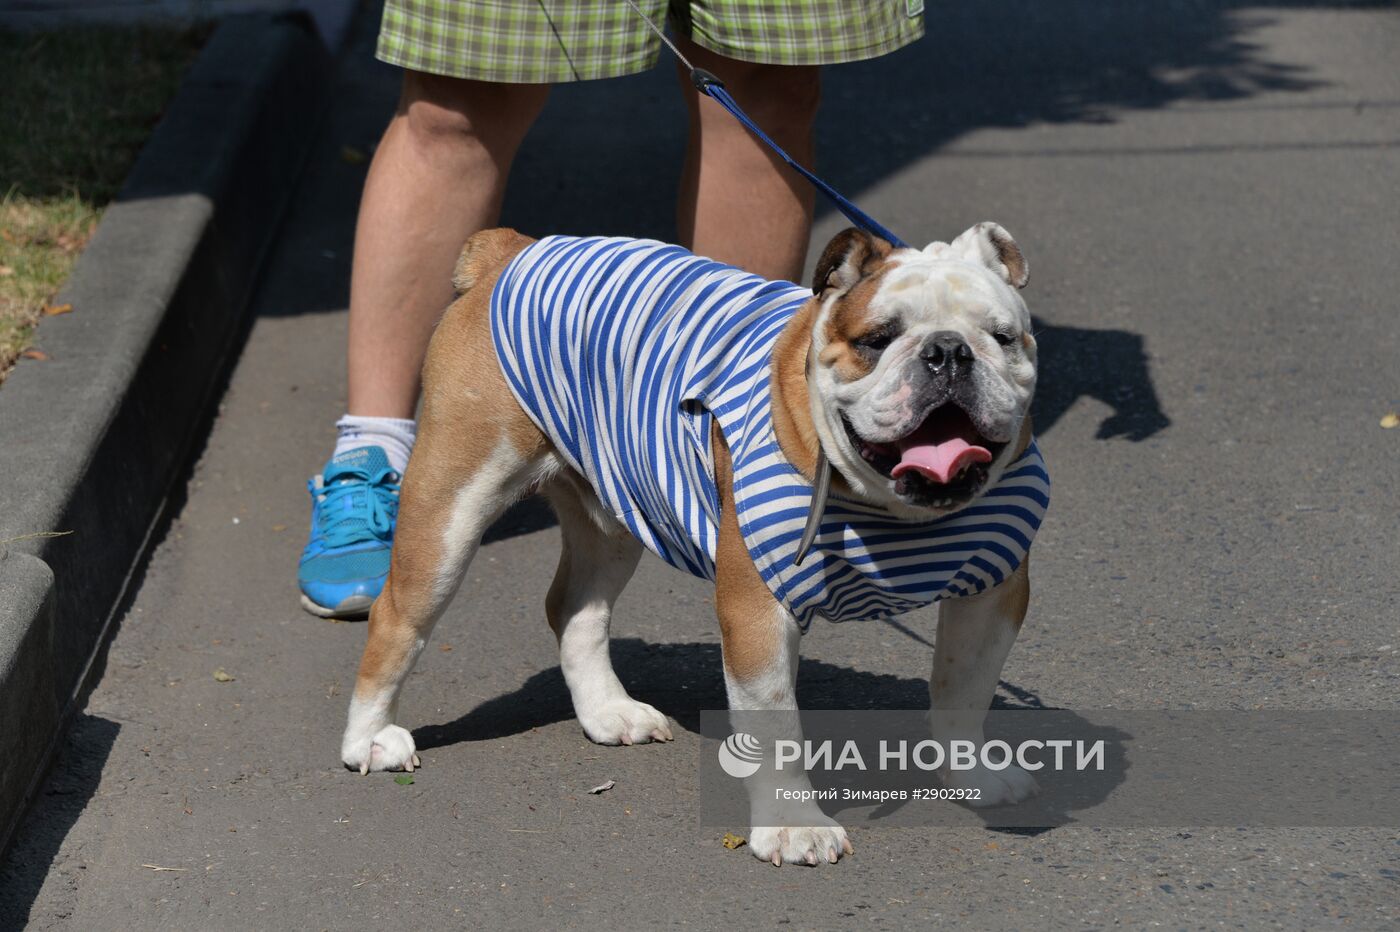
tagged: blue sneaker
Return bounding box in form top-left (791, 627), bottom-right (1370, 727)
top-left (298, 445), bottom-right (400, 619)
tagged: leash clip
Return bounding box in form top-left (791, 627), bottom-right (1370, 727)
top-left (690, 67), bottom-right (725, 94)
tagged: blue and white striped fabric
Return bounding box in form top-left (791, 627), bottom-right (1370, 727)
top-left (490, 236), bottom-right (1050, 630)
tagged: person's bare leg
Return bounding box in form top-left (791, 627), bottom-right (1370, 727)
top-left (674, 37), bottom-right (821, 283)
top-left (346, 72), bottom-right (550, 419)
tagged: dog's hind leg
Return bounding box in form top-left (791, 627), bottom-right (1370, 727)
top-left (545, 481), bottom-right (673, 746)
top-left (340, 232), bottom-right (548, 774)
top-left (340, 428), bottom-right (550, 774)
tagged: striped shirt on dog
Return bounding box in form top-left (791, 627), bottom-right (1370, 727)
top-left (489, 236), bottom-right (1050, 630)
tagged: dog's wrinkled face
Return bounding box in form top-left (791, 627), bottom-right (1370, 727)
top-left (807, 223), bottom-right (1037, 517)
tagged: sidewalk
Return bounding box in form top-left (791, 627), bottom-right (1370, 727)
top-left (3, 2), bottom-right (1398, 927)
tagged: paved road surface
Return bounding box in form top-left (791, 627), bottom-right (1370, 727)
top-left (3, 1), bottom-right (1398, 927)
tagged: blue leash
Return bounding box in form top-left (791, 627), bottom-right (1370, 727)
top-left (620, 0), bottom-right (902, 565)
top-left (691, 70), bottom-right (910, 249)
top-left (620, 0), bottom-right (909, 249)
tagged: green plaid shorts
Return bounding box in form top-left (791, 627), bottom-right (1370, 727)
top-left (377, 0), bottom-right (925, 82)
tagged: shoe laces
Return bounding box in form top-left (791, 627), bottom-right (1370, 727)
top-left (312, 464), bottom-right (400, 549)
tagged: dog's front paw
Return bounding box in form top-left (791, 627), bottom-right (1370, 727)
top-left (943, 762), bottom-right (1039, 807)
top-left (577, 698), bottom-right (673, 746)
top-left (748, 823), bottom-right (853, 867)
top-left (342, 724), bottom-right (421, 775)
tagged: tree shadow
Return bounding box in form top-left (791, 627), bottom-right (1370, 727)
top-left (504, 0), bottom-right (1332, 241)
top-left (810, 0), bottom-right (1331, 202)
top-left (254, 0), bottom-right (1346, 324)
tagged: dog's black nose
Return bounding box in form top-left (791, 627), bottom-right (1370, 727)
top-left (921, 331), bottom-right (974, 374)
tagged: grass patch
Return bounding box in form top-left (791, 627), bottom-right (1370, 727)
top-left (0, 23), bottom-right (208, 384)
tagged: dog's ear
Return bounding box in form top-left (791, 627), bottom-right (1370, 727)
top-left (945, 222), bottom-right (1029, 289)
top-left (812, 228), bottom-right (893, 295)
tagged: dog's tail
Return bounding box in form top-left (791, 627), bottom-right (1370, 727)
top-left (453, 227), bottom-right (532, 295)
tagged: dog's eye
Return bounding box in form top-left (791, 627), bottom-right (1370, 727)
top-left (993, 329), bottom-right (1016, 348)
top-left (853, 326), bottom-right (900, 354)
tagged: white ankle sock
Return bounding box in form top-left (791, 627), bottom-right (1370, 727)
top-left (333, 414), bottom-right (416, 475)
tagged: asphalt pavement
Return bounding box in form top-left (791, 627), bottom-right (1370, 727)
top-left (2, 1), bottom-right (1398, 928)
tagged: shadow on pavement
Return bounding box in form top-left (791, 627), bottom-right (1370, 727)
top-left (1032, 317), bottom-right (1172, 441)
top-left (508, 0), bottom-right (1329, 241)
top-left (416, 636), bottom-right (1062, 748)
top-left (851, 712), bottom-right (1135, 831)
top-left (414, 637), bottom-right (1131, 831)
top-left (261, 0), bottom-right (1339, 319)
top-left (481, 495), bottom-right (558, 545)
top-left (0, 715), bottom-right (120, 929)
top-left (810, 0), bottom-right (1327, 199)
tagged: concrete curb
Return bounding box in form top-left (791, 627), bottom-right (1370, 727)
top-left (0, 11), bottom-right (331, 854)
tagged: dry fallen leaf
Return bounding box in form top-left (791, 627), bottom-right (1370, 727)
top-left (271, 524), bottom-right (287, 532)
top-left (1381, 412), bottom-right (1399, 430)
top-left (721, 832), bottom-right (746, 850)
top-left (20, 348), bottom-right (49, 361)
top-left (0, 265), bottom-right (13, 276)
top-left (212, 668), bottom-right (235, 683)
top-left (587, 780), bottom-right (615, 795)
top-left (340, 144), bottom-right (368, 165)
top-left (42, 303), bottom-right (73, 316)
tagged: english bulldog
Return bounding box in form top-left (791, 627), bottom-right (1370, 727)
top-left (339, 223), bottom-right (1048, 866)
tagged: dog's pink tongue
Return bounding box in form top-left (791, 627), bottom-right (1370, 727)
top-left (890, 434), bottom-right (992, 484)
